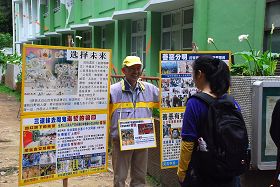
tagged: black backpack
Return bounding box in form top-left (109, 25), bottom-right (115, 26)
top-left (191, 92), bottom-right (251, 179)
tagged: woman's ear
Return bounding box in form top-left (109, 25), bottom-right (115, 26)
top-left (196, 70), bottom-right (202, 79)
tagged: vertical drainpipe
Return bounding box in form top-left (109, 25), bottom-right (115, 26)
top-left (193, 0), bottom-right (208, 50)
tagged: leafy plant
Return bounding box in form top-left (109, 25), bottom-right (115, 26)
top-left (232, 30), bottom-right (278, 76)
top-left (208, 24), bottom-right (279, 76)
top-left (0, 51), bottom-right (22, 73)
top-left (0, 33), bottom-right (12, 49)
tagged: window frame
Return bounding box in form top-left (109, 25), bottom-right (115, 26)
top-left (161, 6), bottom-right (194, 51)
top-left (131, 19), bottom-right (147, 68)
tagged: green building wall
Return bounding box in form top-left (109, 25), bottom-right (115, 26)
top-left (193, 0), bottom-right (266, 63)
top-left (39, 0), bottom-right (267, 75)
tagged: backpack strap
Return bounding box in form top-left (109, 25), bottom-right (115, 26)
top-left (189, 92), bottom-right (216, 142)
top-left (190, 92), bottom-right (216, 106)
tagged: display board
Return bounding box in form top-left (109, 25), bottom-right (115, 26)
top-left (19, 44), bottom-right (111, 186)
top-left (159, 51), bottom-right (231, 169)
top-left (252, 81), bottom-right (280, 170)
top-left (118, 118), bottom-right (156, 151)
top-left (21, 45), bottom-right (110, 114)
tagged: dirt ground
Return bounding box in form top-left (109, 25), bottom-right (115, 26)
top-left (0, 93), bottom-right (153, 187)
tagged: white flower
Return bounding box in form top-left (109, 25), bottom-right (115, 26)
top-left (207, 38), bottom-right (214, 44)
top-left (271, 23), bottom-right (275, 35)
top-left (238, 34), bottom-right (249, 42)
top-left (76, 36), bottom-right (82, 40)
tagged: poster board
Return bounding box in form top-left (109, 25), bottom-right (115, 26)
top-left (159, 51), bottom-right (231, 169)
top-left (19, 112), bottom-right (108, 186)
top-left (252, 81), bottom-right (280, 170)
top-left (118, 118), bottom-right (156, 151)
top-left (21, 45), bottom-right (110, 114)
top-left (19, 44), bottom-right (111, 185)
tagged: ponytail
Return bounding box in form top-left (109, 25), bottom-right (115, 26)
top-left (193, 56), bottom-right (230, 97)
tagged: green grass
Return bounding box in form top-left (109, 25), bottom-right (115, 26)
top-left (0, 84), bottom-right (21, 101)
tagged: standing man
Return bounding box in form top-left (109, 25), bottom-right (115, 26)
top-left (110, 56), bottom-right (159, 187)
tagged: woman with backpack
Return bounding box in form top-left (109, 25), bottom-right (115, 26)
top-left (177, 56), bottom-right (248, 187)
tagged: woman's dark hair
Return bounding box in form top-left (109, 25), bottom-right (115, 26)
top-left (193, 55), bottom-right (230, 97)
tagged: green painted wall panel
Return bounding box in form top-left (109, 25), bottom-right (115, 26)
top-left (127, 0), bottom-right (149, 9)
top-left (106, 23), bottom-right (115, 50)
top-left (193, 0), bottom-right (266, 64)
top-left (121, 20), bottom-right (131, 61)
top-left (81, 0), bottom-right (93, 20)
top-left (146, 12), bottom-right (161, 77)
top-left (99, 0), bottom-right (115, 14)
top-left (93, 27), bottom-right (101, 48)
top-left (54, 9), bottom-right (65, 29)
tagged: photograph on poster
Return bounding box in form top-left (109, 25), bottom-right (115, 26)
top-left (161, 76), bottom-right (197, 108)
top-left (121, 129), bottom-right (135, 145)
top-left (23, 129), bottom-right (56, 148)
top-left (25, 48), bottom-right (78, 96)
top-left (22, 153), bottom-right (40, 167)
top-left (138, 123), bottom-right (154, 135)
top-left (161, 78), bottom-right (170, 91)
top-left (57, 154), bottom-right (105, 173)
top-left (161, 61), bottom-right (178, 74)
top-left (171, 128), bottom-right (181, 139)
top-left (39, 151), bottom-right (56, 165)
top-left (40, 163), bottom-right (56, 176)
top-left (177, 61), bottom-right (193, 74)
top-left (22, 165), bottom-right (40, 179)
top-left (163, 124), bottom-right (171, 138)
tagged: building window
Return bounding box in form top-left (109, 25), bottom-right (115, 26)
top-left (81, 30), bottom-right (92, 48)
top-left (161, 7), bottom-right (193, 51)
top-left (131, 19), bottom-right (146, 68)
top-left (54, 0), bottom-right (61, 13)
top-left (101, 26), bottom-right (106, 48)
top-left (264, 0), bottom-right (280, 53)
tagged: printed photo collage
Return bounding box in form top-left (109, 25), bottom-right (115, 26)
top-left (161, 60), bottom-right (198, 108)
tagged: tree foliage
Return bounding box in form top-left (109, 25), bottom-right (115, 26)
top-left (0, 33), bottom-right (12, 49)
top-left (0, 0), bottom-right (12, 34)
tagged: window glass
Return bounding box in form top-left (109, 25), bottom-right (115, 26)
top-left (82, 30), bottom-right (92, 48)
top-left (163, 14), bottom-right (171, 28)
top-left (183, 28), bottom-right (193, 49)
top-left (172, 12), bottom-right (181, 26)
top-left (137, 20), bottom-right (143, 32)
top-left (171, 30), bottom-right (180, 50)
top-left (264, 30), bottom-right (280, 53)
top-left (132, 21), bottom-right (137, 33)
top-left (264, 1), bottom-right (280, 52)
top-left (144, 18), bottom-right (147, 31)
top-left (162, 32), bottom-right (171, 50)
top-left (184, 9), bottom-right (193, 25)
top-left (161, 8), bottom-right (194, 50)
top-left (131, 36), bottom-right (136, 52)
top-left (131, 19), bottom-right (146, 66)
